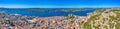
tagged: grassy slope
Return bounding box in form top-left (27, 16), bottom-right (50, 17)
top-left (83, 9), bottom-right (120, 29)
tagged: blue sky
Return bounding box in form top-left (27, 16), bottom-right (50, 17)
top-left (0, 0), bottom-right (120, 8)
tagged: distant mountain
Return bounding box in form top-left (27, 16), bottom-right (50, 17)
top-left (0, 8), bottom-right (95, 12)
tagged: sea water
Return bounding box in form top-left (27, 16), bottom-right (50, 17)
top-left (0, 8), bottom-right (96, 17)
